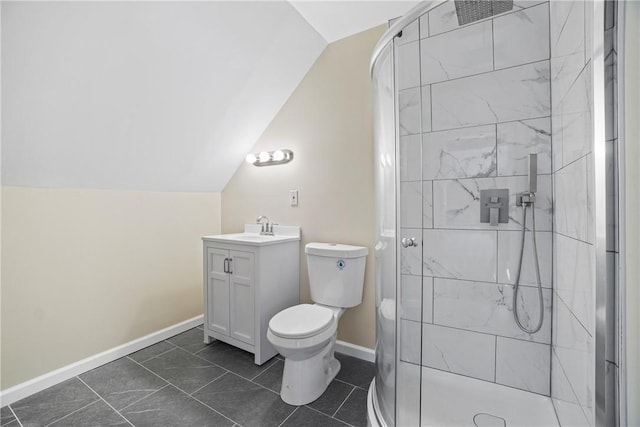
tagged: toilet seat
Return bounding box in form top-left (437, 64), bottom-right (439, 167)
top-left (269, 304), bottom-right (336, 339)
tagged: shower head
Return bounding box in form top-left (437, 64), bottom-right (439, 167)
top-left (454, 0), bottom-right (514, 26)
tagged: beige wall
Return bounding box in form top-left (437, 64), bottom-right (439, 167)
top-left (1, 186), bottom-right (220, 388)
top-left (222, 25), bottom-right (385, 350)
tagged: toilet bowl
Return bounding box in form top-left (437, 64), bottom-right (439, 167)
top-left (267, 304), bottom-right (344, 405)
top-left (266, 242), bottom-right (368, 406)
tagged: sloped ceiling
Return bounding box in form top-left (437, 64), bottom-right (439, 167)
top-left (289, 1), bottom-right (419, 43)
top-left (1, 1), bottom-right (414, 193)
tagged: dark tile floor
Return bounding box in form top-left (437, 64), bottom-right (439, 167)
top-left (2, 326), bottom-right (374, 427)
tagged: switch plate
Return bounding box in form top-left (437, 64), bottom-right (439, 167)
top-left (289, 189), bottom-right (298, 206)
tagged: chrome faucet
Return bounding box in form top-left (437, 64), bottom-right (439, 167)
top-left (256, 215), bottom-right (273, 235)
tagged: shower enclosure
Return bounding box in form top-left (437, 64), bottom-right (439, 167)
top-left (368, 0), bottom-right (622, 426)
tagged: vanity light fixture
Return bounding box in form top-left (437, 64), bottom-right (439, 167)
top-left (245, 149), bottom-right (294, 167)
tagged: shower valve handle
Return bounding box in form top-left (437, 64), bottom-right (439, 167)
top-left (401, 237), bottom-right (418, 248)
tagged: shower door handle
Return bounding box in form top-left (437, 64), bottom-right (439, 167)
top-left (401, 237), bottom-right (418, 248)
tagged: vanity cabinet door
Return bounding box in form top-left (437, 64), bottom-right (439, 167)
top-left (228, 250), bottom-right (255, 345)
top-left (207, 247), bottom-right (230, 336)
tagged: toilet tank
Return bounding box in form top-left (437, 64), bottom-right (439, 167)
top-left (305, 242), bottom-right (368, 308)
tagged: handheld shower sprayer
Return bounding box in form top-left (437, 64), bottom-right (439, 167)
top-left (517, 153), bottom-right (538, 206)
top-left (513, 153), bottom-right (544, 334)
top-left (528, 153), bottom-right (537, 194)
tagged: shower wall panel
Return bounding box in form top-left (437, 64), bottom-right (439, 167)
top-left (549, 0), bottom-right (598, 425)
top-left (397, 0), bottom-right (553, 396)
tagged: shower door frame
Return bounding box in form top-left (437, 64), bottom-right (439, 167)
top-left (368, 0), bottom-right (622, 425)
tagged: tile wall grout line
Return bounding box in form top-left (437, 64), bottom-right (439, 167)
top-left (75, 377), bottom-right (135, 427)
top-left (423, 113), bottom-right (552, 134)
top-left (426, 1), bottom-right (546, 40)
top-left (554, 291), bottom-right (593, 338)
top-left (551, 347), bottom-right (592, 423)
top-left (409, 272), bottom-right (554, 291)
top-left (431, 276), bottom-right (435, 324)
top-left (426, 57), bottom-right (550, 89)
top-left (400, 316), bottom-right (552, 346)
top-left (494, 335), bottom-right (498, 383)
top-left (492, 16), bottom-right (496, 72)
top-left (554, 228), bottom-right (595, 246)
top-left (331, 386), bottom-right (356, 418)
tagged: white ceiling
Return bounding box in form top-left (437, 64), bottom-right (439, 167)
top-left (1, 1), bottom-right (415, 192)
top-left (289, 1), bottom-right (419, 43)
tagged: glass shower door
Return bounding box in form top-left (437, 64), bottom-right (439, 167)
top-left (372, 17), bottom-right (425, 427)
top-left (393, 18), bottom-right (424, 427)
top-left (372, 39), bottom-right (398, 427)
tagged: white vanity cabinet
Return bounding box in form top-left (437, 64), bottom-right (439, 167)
top-left (202, 225), bottom-right (300, 365)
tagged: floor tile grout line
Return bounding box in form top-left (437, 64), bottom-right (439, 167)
top-left (304, 405), bottom-right (353, 427)
top-left (173, 342), bottom-right (281, 397)
top-left (42, 399), bottom-right (102, 427)
top-left (189, 348), bottom-right (233, 372)
top-left (331, 385), bottom-right (356, 418)
top-left (250, 358), bottom-right (280, 382)
top-left (126, 357), bottom-right (193, 397)
top-left (247, 375), bottom-right (287, 398)
top-left (188, 370), bottom-right (230, 396)
top-left (130, 341), bottom-right (178, 364)
top-left (185, 390), bottom-right (239, 426)
top-left (277, 406), bottom-right (299, 427)
top-left (124, 357), bottom-right (237, 426)
top-left (7, 330), bottom-right (370, 427)
top-left (333, 378), bottom-right (354, 387)
top-left (117, 383), bottom-right (172, 413)
top-left (7, 405), bottom-right (24, 427)
top-left (75, 377), bottom-right (135, 427)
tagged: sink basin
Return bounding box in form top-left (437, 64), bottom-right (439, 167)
top-left (203, 225), bottom-right (300, 246)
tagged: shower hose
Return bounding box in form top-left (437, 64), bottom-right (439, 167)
top-left (513, 199), bottom-right (544, 334)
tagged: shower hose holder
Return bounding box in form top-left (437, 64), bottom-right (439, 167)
top-left (516, 191), bottom-right (536, 206)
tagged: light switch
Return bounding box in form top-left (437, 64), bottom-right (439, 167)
top-left (289, 189), bottom-right (298, 206)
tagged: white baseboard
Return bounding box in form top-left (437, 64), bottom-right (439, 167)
top-left (335, 340), bottom-right (375, 363)
top-left (0, 315), bottom-right (204, 407)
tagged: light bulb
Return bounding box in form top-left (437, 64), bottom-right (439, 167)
top-left (258, 151), bottom-right (271, 162)
top-left (245, 153), bottom-right (257, 164)
top-left (272, 150), bottom-right (285, 161)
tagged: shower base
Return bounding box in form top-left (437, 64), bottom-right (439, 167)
top-left (368, 367), bottom-right (559, 426)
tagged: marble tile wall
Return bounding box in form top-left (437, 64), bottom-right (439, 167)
top-left (395, 0), bottom-right (553, 396)
top-left (548, 0), bottom-right (612, 425)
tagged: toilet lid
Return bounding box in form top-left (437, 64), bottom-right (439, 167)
top-left (269, 304), bottom-right (335, 339)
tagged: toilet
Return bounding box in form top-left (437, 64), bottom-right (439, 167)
top-left (267, 242), bottom-right (368, 406)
